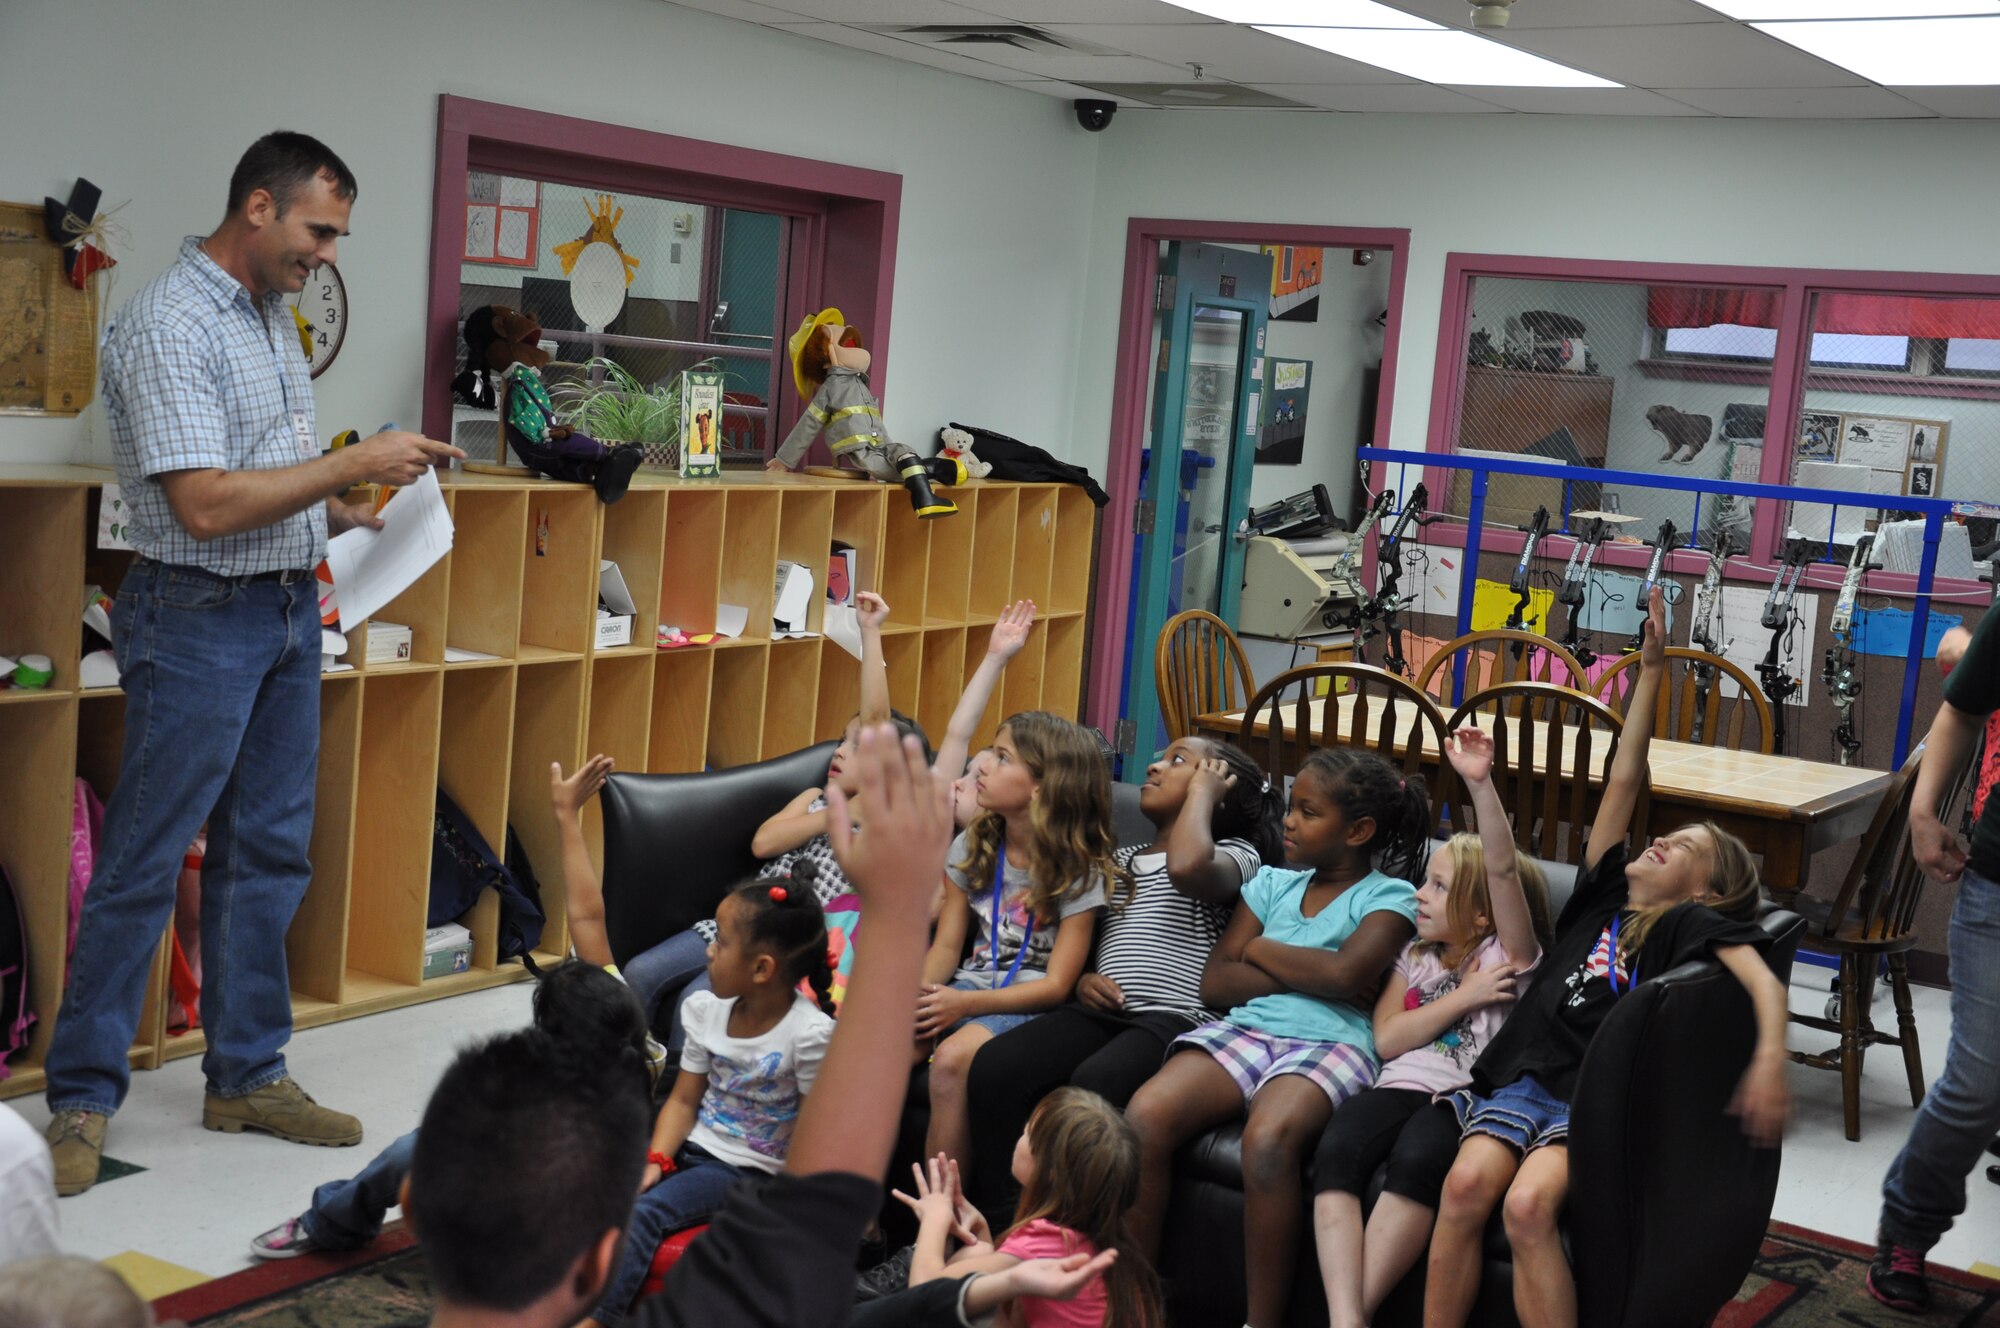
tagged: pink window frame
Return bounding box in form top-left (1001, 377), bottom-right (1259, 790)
top-left (1418, 251), bottom-right (1999, 605)
top-left (422, 95), bottom-right (902, 458)
top-left (1087, 219), bottom-right (1413, 733)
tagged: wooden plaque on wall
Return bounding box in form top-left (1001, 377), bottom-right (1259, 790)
top-left (0, 203), bottom-right (98, 416)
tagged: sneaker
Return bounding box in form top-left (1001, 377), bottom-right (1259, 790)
top-left (854, 1244), bottom-right (915, 1301)
top-left (46, 1110), bottom-right (106, 1197)
top-left (250, 1217), bottom-right (327, 1260)
top-left (1867, 1238), bottom-right (1931, 1314)
top-left (203, 1078), bottom-right (363, 1147)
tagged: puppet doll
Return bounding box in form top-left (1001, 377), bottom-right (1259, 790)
top-left (768, 308), bottom-right (960, 518)
top-left (460, 305), bottom-right (643, 504)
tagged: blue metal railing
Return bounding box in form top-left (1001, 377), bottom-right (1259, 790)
top-left (1356, 447), bottom-right (1964, 766)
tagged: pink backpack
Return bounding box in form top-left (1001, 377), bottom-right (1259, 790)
top-left (68, 780), bottom-right (104, 967)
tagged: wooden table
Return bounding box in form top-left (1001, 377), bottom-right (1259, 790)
top-left (1197, 694), bottom-right (1892, 897)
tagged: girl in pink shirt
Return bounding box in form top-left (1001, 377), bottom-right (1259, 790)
top-left (892, 1088), bottom-right (1161, 1328)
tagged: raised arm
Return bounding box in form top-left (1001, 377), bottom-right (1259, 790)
top-left (935, 600), bottom-right (1035, 777)
top-left (856, 591), bottom-right (893, 728)
top-left (1163, 756), bottom-right (1252, 904)
top-left (1445, 728), bottom-right (1540, 968)
top-left (549, 756), bottom-right (616, 969)
top-left (1199, 897), bottom-right (1287, 1008)
top-left (1242, 910), bottom-right (1414, 1002)
top-left (1586, 584), bottom-right (1666, 871)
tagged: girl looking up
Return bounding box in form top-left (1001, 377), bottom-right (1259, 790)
top-left (1311, 727), bottom-right (1551, 1328)
top-left (920, 712), bottom-right (1123, 1182)
top-left (1125, 747), bottom-right (1432, 1328)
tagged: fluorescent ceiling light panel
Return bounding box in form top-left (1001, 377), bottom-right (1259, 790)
top-left (1752, 15), bottom-right (2000, 83)
top-left (1700, 0), bottom-right (1997, 17)
top-left (1163, 0), bottom-right (1439, 26)
top-left (1258, 26), bottom-right (1620, 85)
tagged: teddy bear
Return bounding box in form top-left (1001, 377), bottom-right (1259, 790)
top-left (458, 305), bottom-right (643, 504)
top-left (766, 308), bottom-right (962, 518)
top-left (936, 426), bottom-right (991, 478)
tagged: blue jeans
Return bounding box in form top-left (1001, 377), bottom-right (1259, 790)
top-left (1880, 865), bottom-right (2000, 1252)
top-left (597, 1143), bottom-right (748, 1323)
top-left (47, 561), bottom-right (322, 1116)
top-left (298, 1128), bottom-right (416, 1248)
top-left (621, 929), bottom-right (712, 1054)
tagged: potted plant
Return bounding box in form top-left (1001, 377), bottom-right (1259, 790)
top-left (550, 356), bottom-right (725, 471)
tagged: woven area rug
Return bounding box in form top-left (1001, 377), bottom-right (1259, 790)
top-left (1714, 1221), bottom-right (2000, 1326)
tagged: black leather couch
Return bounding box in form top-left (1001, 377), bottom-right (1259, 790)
top-left (599, 751), bottom-right (1803, 1328)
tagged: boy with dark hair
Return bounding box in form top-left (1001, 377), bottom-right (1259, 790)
top-left (225, 130), bottom-right (359, 214)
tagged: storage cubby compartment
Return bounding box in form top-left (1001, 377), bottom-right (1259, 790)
top-left (1001, 619), bottom-right (1050, 720)
top-left (369, 485), bottom-right (452, 667)
top-left (291, 675), bottom-right (362, 1004)
top-left (0, 484), bottom-right (85, 696)
top-left (649, 650), bottom-right (714, 773)
top-left (918, 627), bottom-right (967, 754)
top-left (882, 502), bottom-right (931, 626)
top-left (708, 644), bottom-right (769, 769)
top-left (446, 488), bottom-right (526, 659)
top-left (925, 500), bottom-right (974, 625)
top-left (598, 488), bottom-right (667, 654)
top-left (520, 488), bottom-right (600, 657)
top-left (831, 488), bottom-right (885, 615)
top-left (508, 661), bottom-right (586, 964)
top-left (1043, 614), bottom-right (1086, 720)
top-left (1012, 487), bottom-right (1057, 609)
top-left (815, 641), bottom-right (861, 745)
top-left (584, 654), bottom-right (657, 878)
top-left (777, 491), bottom-right (836, 636)
top-left (347, 671), bottom-right (443, 995)
top-left (438, 666), bottom-right (518, 971)
top-left (0, 696), bottom-right (78, 1088)
top-left (763, 639), bottom-right (820, 760)
top-left (719, 492), bottom-right (782, 641)
top-left (962, 625), bottom-right (1007, 749)
top-left (884, 630), bottom-right (923, 720)
top-left (969, 489), bottom-right (1018, 619)
top-left (83, 483), bottom-right (138, 609)
top-left (1050, 487), bottom-right (1097, 615)
top-left (661, 490), bottom-right (726, 639)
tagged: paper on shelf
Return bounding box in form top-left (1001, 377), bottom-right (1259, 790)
top-left (825, 604), bottom-right (862, 660)
top-left (445, 646), bottom-right (498, 663)
top-left (715, 603), bottom-right (749, 639)
top-left (80, 650), bottom-right (120, 688)
top-left (773, 630), bottom-right (821, 641)
top-left (97, 483), bottom-right (135, 550)
top-left (0, 655), bottom-right (15, 681)
top-left (1788, 461), bottom-right (1876, 545)
top-left (322, 661), bottom-right (354, 674)
top-left (773, 561), bottom-right (815, 633)
top-left (325, 467), bottom-right (454, 633)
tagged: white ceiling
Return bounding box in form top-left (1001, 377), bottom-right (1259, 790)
top-left (663, 0), bottom-right (2000, 117)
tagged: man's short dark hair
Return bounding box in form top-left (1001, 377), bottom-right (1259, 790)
top-left (408, 1029), bottom-right (650, 1312)
top-left (227, 131), bottom-right (358, 215)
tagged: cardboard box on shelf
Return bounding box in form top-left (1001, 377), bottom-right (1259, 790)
top-left (597, 560), bottom-right (637, 648)
top-left (365, 622), bottom-right (412, 664)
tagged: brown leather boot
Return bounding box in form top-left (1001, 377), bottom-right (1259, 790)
top-left (46, 1109), bottom-right (106, 1197)
top-left (203, 1077), bottom-right (362, 1147)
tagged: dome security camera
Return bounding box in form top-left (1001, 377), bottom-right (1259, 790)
top-left (1469, 0), bottom-right (1513, 26)
top-left (1074, 99), bottom-right (1117, 132)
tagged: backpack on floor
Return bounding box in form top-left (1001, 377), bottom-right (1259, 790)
top-left (0, 864), bottom-right (35, 1080)
top-left (430, 787), bottom-right (545, 960)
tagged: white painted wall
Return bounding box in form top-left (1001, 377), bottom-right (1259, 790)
top-left (0, 0), bottom-right (1100, 466)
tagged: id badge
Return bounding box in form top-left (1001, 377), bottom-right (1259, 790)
top-left (294, 409), bottom-right (316, 458)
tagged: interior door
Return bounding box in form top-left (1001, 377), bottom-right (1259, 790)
top-left (1117, 242), bottom-right (1272, 777)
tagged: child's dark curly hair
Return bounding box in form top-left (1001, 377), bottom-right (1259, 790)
top-left (1295, 747), bottom-right (1433, 884)
top-left (728, 864), bottom-right (836, 1016)
top-left (1199, 738), bottom-right (1286, 866)
top-left (529, 959), bottom-right (654, 1095)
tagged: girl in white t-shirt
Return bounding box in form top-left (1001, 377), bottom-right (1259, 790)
top-left (1308, 727), bottom-right (1551, 1328)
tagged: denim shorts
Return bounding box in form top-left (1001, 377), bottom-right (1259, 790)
top-left (1448, 1076), bottom-right (1571, 1156)
top-left (941, 976), bottom-right (1038, 1038)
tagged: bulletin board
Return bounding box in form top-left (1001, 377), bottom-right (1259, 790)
top-left (1806, 410), bottom-right (1950, 501)
top-left (0, 202), bottom-right (98, 416)
top-left (464, 174), bottom-right (541, 268)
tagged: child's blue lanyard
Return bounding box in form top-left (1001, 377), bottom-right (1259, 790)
top-left (991, 845), bottom-right (1034, 989)
top-left (1607, 914), bottom-right (1638, 996)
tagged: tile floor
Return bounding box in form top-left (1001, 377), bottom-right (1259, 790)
top-left (9, 966), bottom-right (1997, 1282)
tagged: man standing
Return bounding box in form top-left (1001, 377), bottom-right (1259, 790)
top-left (1869, 610), bottom-right (2000, 1312)
top-left (43, 132), bottom-right (462, 1196)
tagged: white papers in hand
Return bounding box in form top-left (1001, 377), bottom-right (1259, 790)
top-left (326, 468), bottom-right (454, 633)
top-left (825, 604), bottom-right (862, 660)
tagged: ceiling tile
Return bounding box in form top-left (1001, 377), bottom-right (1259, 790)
top-left (662, 0), bottom-right (807, 21)
top-left (1893, 84), bottom-right (2000, 115)
top-left (1500, 21), bottom-right (1869, 86)
top-left (1389, 0), bottom-right (1729, 26)
top-left (1002, 79), bottom-right (1159, 103)
top-left (1454, 85), bottom-right (1711, 113)
top-left (920, 44), bottom-right (1195, 79)
top-left (754, 0), bottom-right (1006, 19)
top-left (1048, 22), bottom-right (1412, 81)
top-left (766, 22), bottom-right (1034, 78)
top-left (1663, 85), bottom-right (1936, 114)
top-left (954, 0), bottom-right (1222, 20)
top-left (1248, 82), bottom-right (1510, 110)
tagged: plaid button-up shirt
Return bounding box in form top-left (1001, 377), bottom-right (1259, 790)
top-left (100, 236), bottom-right (325, 575)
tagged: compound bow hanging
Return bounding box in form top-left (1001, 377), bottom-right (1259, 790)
top-left (1757, 539), bottom-right (1815, 755)
top-left (1820, 533), bottom-right (1876, 766)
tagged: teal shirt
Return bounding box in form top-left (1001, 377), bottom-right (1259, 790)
top-left (1227, 867), bottom-right (1418, 1051)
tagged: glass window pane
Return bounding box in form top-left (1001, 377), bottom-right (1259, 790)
top-left (1945, 337), bottom-right (2000, 373)
top-left (1664, 324), bottom-right (1776, 359)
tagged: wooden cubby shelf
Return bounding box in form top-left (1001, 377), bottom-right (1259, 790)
top-left (0, 467), bottom-right (1097, 1100)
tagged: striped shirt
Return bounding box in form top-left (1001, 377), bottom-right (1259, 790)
top-left (1092, 839), bottom-right (1261, 1019)
top-left (100, 236), bottom-right (324, 575)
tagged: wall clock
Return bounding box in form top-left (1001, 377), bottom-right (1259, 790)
top-left (292, 262), bottom-right (348, 378)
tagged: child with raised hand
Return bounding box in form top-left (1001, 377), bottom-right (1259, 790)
top-left (863, 1088), bottom-right (1163, 1328)
top-left (1310, 727), bottom-right (1552, 1328)
top-left (1123, 746), bottom-right (1432, 1328)
top-left (1424, 586), bottom-right (1791, 1328)
top-left (961, 738), bottom-right (1283, 1217)
top-left (585, 876), bottom-right (837, 1327)
top-left (919, 712), bottom-right (1123, 1184)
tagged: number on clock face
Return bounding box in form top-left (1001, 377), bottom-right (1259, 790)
top-left (293, 262), bottom-right (348, 378)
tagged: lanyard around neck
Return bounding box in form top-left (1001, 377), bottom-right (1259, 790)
top-left (1607, 913), bottom-right (1638, 997)
top-left (991, 844), bottom-right (1034, 989)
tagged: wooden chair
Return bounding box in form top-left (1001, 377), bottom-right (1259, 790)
top-left (1787, 743), bottom-right (1968, 1141)
top-left (1156, 610), bottom-right (1256, 742)
top-left (1448, 681), bottom-right (1628, 868)
top-left (1237, 663), bottom-right (1461, 834)
top-left (1593, 648), bottom-right (1775, 754)
top-left (1413, 629), bottom-right (1588, 712)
